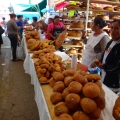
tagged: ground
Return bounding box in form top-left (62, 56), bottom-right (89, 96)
top-left (0, 36), bottom-right (39, 120)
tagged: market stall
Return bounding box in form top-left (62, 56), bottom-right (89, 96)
top-left (22, 28), bottom-right (118, 120)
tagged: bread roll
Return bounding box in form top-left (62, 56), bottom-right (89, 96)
top-left (50, 92), bottom-right (63, 104)
top-left (73, 111), bottom-right (90, 120)
top-left (54, 102), bottom-right (70, 116)
top-left (83, 82), bottom-right (101, 98)
top-left (80, 98), bottom-right (97, 113)
top-left (65, 93), bottom-right (81, 110)
top-left (68, 81), bottom-right (83, 94)
top-left (53, 81), bottom-right (65, 93)
top-left (62, 88), bottom-right (70, 100)
top-left (58, 113), bottom-right (73, 120)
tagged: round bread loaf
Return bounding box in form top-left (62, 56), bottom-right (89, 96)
top-left (65, 93), bottom-right (81, 110)
top-left (83, 82), bottom-right (100, 98)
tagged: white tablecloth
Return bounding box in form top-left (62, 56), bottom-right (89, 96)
top-left (22, 38), bottom-right (118, 120)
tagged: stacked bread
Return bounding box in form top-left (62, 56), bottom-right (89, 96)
top-left (96, 15), bottom-right (109, 21)
top-left (66, 48), bottom-right (77, 54)
top-left (67, 31), bottom-right (82, 37)
top-left (33, 50), bottom-right (65, 82)
top-left (70, 21), bottom-right (84, 28)
top-left (49, 69), bottom-right (105, 120)
top-left (72, 40), bottom-right (83, 46)
top-left (103, 6), bottom-right (114, 11)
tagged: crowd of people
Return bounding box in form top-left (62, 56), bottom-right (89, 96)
top-left (0, 12), bottom-right (120, 93)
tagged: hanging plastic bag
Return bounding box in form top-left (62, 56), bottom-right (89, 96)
top-left (10, 42), bottom-right (25, 60)
top-left (16, 42), bottom-right (25, 60)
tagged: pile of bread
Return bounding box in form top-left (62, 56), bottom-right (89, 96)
top-left (65, 2), bottom-right (94, 10)
top-left (65, 4), bottom-right (81, 10)
top-left (27, 38), bottom-right (54, 51)
top-left (103, 6), bottom-right (120, 12)
top-left (24, 26), bottom-right (33, 31)
top-left (49, 69), bottom-right (105, 120)
top-left (33, 49), bottom-right (65, 82)
top-left (66, 47), bottom-right (83, 55)
top-left (70, 21), bottom-right (84, 29)
top-left (67, 31), bottom-right (82, 37)
top-left (72, 40), bottom-right (83, 46)
top-left (25, 30), bottom-right (40, 41)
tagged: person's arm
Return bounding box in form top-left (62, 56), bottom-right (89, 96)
top-left (47, 28), bottom-right (56, 40)
top-left (60, 22), bottom-right (66, 30)
top-left (95, 35), bottom-right (110, 60)
top-left (99, 35), bottom-right (110, 53)
top-left (47, 24), bottom-right (56, 40)
top-left (81, 30), bottom-right (88, 44)
top-left (12, 21), bottom-right (20, 30)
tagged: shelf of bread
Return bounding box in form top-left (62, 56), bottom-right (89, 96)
top-left (68, 28), bottom-right (85, 30)
top-left (67, 36), bottom-right (81, 39)
top-left (90, 0), bottom-right (120, 6)
top-left (91, 9), bottom-right (120, 14)
top-left (67, 31), bottom-right (82, 39)
top-left (63, 44), bottom-right (83, 48)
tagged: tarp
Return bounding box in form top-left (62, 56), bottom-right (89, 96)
top-left (22, 0), bottom-right (47, 15)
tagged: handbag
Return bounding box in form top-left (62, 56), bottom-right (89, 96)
top-left (0, 26), bottom-right (5, 34)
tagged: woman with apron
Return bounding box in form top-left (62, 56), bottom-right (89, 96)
top-left (47, 16), bottom-right (66, 51)
top-left (81, 16), bottom-right (110, 68)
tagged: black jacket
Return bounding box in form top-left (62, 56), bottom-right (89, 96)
top-left (101, 39), bottom-right (120, 88)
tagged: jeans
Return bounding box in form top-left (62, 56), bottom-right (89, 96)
top-left (8, 34), bottom-right (17, 60)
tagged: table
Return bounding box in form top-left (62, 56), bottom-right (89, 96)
top-left (22, 38), bottom-right (118, 120)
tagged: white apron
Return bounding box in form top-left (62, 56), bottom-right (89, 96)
top-left (82, 31), bottom-right (107, 68)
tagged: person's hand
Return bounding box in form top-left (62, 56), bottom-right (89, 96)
top-left (90, 59), bottom-right (100, 68)
top-left (97, 62), bottom-right (104, 69)
top-left (82, 30), bottom-right (87, 39)
top-left (91, 62), bottom-right (97, 68)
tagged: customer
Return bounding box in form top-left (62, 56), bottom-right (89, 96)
top-left (39, 20), bottom-right (49, 39)
top-left (0, 25), bottom-right (4, 54)
top-left (81, 16), bottom-right (110, 68)
top-left (2, 17), bottom-right (7, 36)
top-left (23, 18), bottom-right (29, 25)
top-left (91, 19), bottom-right (120, 92)
top-left (32, 17), bottom-right (39, 31)
top-left (16, 15), bottom-right (23, 39)
top-left (2, 17), bottom-right (7, 30)
top-left (7, 13), bottom-right (20, 61)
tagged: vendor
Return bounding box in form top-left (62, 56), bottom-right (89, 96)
top-left (81, 16), bottom-right (110, 68)
top-left (47, 16), bottom-right (66, 51)
top-left (91, 19), bottom-right (120, 93)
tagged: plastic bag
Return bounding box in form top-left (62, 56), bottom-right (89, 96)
top-left (88, 67), bottom-right (101, 75)
top-left (16, 42), bottom-right (25, 60)
top-left (11, 42), bottom-right (25, 60)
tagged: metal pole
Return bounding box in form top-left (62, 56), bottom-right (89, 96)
top-left (85, 0), bottom-right (90, 31)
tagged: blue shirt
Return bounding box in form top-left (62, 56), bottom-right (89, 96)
top-left (16, 20), bottom-right (23, 34)
top-left (24, 20), bottom-right (28, 24)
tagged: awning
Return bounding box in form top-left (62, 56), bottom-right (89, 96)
top-left (55, 1), bottom-right (69, 10)
top-left (41, 8), bottom-right (54, 13)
